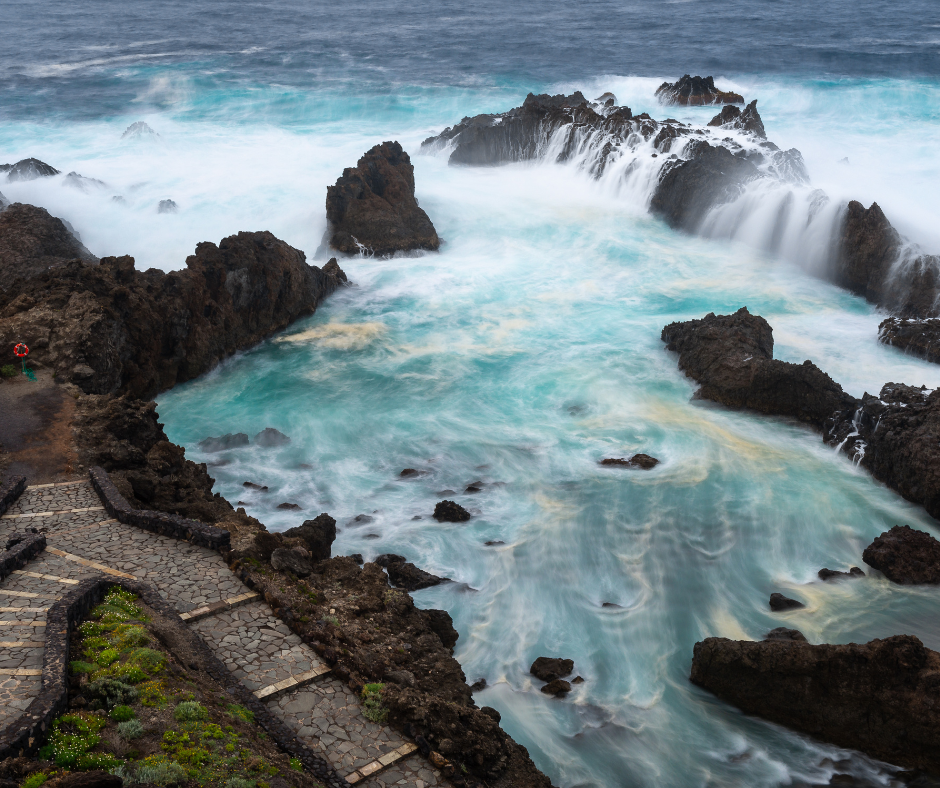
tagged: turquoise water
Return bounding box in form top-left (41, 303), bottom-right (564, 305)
top-left (3, 11), bottom-right (940, 782)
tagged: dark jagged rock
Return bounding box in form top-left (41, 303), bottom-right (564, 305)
top-left (325, 141), bottom-right (439, 256)
top-left (863, 525), bottom-right (940, 585)
top-left (243, 481), bottom-right (269, 491)
top-left (277, 502), bottom-right (302, 511)
top-left (386, 560), bottom-right (450, 592)
top-left (655, 75), bottom-right (744, 106)
top-left (158, 199), bottom-right (178, 214)
top-left (818, 566), bottom-right (865, 581)
top-left (270, 547), bottom-right (314, 578)
top-left (197, 433), bottom-right (249, 452)
top-left (433, 500), bottom-right (471, 523)
top-left (0, 202), bottom-right (98, 285)
top-left (399, 468), bottom-right (423, 477)
top-left (0, 233), bottom-right (346, 398)
top-left (254, 427), bottom-right (291, 447)
top-left (879, 317), bottom-right (940, 363)
top-left (690, 634), bottom-right (940, 774)
top-left (64, 171), bottom-right (107, 192)
top-left (282, 514), bottom-right (337, 561)
top-left (661, 307), bottom-right (857, 429)
top-left (707, 99), bottom-right (766, 138)
top-left (530, 656), bottom-right (574, 682)
top-left (769, 592), bottom-right (805, 611)
top-left (2, 158), bottom-right (60, 181)
top-left (374, 553), bottom-right (407, 567)
top-left (599, 454), bottom-right (660, 469)
top-left (765, 627), bottom-right (807, 642)
top-left (540, 679), bottom-right (571, 696)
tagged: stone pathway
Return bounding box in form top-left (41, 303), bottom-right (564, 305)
top-left (0, 479), bottom-right (448, 788)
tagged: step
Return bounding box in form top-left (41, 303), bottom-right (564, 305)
top-left (180, 591), bottom-right (261, 622)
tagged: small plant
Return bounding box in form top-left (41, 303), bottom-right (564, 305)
top-left (0, 365), bottom-right (18, 378)
top-left (21, 774), bottom-right (47, 788)
top-left (117, 718), bottom-right (144, 740)
top-left (109, 704), bottom-right (135, 722)
top-left (361, 683), bottom-right (388, 723)
top-left (69, 660), bottom-right (98, 675)
top-left (97, 648), bottom-right (120, 666)
top-left (38, 711), bottom-right (108, 767)
top-left (84, 677), bottom-right (139, 710)
top-left (289, 757), bottom-right (303, 772)
top-left (226, 703), bottom-right (254, 724)
top-left (325, 615), bottom-right (339, 626)
top-left (139, 679), bottom-right (167, 707)
top-left (173, 700), bottom-right (209, 722)
top-left (135, 757), bottom-right (187, 786)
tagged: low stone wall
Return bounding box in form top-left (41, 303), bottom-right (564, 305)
top-left (0, 576), bottom-right (349, 788)
top-left (0, 475), bottom-right (26, 517)
top-left (0, 532), bottom-right (46, 584)
top-left (89, 466), bottom-right (230, 551)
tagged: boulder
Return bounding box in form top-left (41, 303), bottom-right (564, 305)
top-left (157, 199), bottom-right (178, 214)
top-left (2, 158), bottom-right (60, 181)
top-left (242, 481), bottom-right (268, 491)
top-left (655, 75), bottom-right (744, 106)
top-left (197, 433), bottom-right (249, 452)
top-left (399, 468), bottom-right (423, 477)
top-left (325, 141), bottom-right (439, 256)
top-left (270, 547), bottom-right (314, 578)
top-left (374, 553), bottom-right (407, 567)
top-left (433, 500), bottom-right (471, 522)
top-left (254, 427), bottom-right (290, 447)
top-left (879, 317), bottom-right (940, 364)
top-left (769, 592), bottom-right (805, 611)
top-left (540, 679), bottom-right (571, 696)
top-left (863, 525), bottom-right (940, 584)
top-left (599, 454), bottom-right (660, 469)
top-left (765, 627), bottom-right (807, 642)
top-left (387, 560), bottom-right (451, 591)
top-left (818, 566), bottom-right (865, 581)
top-left (690, 634), bottom-right (940, 774)
top-left (423, 608), bottom-right (459, 649)
top-left (282, 513), bottom-right (337, 561)
top-left (276, 502), bottom-right (302, 510)
top-left (530, 656), bottom-right (574, 682)
top-left (0, 202), bottom-right (98, 285)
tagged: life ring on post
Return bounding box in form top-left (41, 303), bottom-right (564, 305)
top-left (13, 343), bottom-right (29, 358)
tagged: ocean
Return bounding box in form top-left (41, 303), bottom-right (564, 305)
top-left (3, 2), bottom-right (940, 785)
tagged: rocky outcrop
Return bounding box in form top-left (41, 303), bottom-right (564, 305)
top-left (530, 657), bottom-right (573, 683)
top-left (0, 203), bottom-right (98, 286)
top-left (706, 100), bottom-right (766, 138)
top-left (433, 500), bottom-right (471, 522)
top-left (282, 514), bottom-right (337, 561)
top-left (599, 454), bottom-right (660, 469)
top-left (663, 309), bottom-right (940, 521)
top-left (863, 525), bottom-right (940, 584)
top-left (769, 593), bottom-right (804, 611)
top-left (690, 634), bottom-right (940, 774)
top-left (1, 158), bottom-right (60, 181)
top-left (879, 317), bottom-right (940, 363)
top-left (655, 75), bottom-right (744, 106)
top-left (325, 141), bottom-right (439, 256)
top-left (0, 233), bottom-right (346, 397)
top-left (661, 307), bottom-right (857, 429)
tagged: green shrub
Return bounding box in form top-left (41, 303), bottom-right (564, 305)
top-left (38, 711), bottom-right (108, 767)
top-left (139, 679), bottom-right (167, 707)
top-left (96, 648), bottom-right (120, 666)
top-left (111, 623), bottom-right (150, 650)
top-left (84, 677), bottom-right (139, 710)
top-left (0, 365), bottom-right (18, 379)
top-left (173, 700), bottom-right (208, 722)
top-left (289, 757), bottom-right (303, 772)
top-left (361, 683), bottom-right (388, 723)
top-left (69, 661), bottom-right (98, 675)
top-left (109, 704), bottom-right (135, 722)
top-left (127, 647), bottom-right (166, 673)
top-left (135, 758), bottom-right (187, 786)
top-left (226, 703), bottom-right (254, 724)
top-left (117, 718), bottom-right (144, 740)
top-left (21, 774), bottom-right (47, 788)
top-left (107, 664), bottom-right (148, 684)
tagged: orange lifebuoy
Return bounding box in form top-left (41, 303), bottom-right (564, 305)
top-left (13, 343), bottom-right (28, 358)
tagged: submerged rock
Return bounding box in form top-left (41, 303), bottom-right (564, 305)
top-left (540, 679), bottom-right (571, 697)
top-left (433, 500), bottom-right (471, 522)
top-left (0, 202), bottom-right (98, 286)
top-left (242, 481), bottom-right (269, 491)
top-left (399, 468), bottom-right (424, 478)
top-left (158, 199), bottom-right (178, 214)
top-left (254, 427), bottom-right (290, 447)
top-left (197, 433), bottom-right (249, 452)
top-left (325, 141), bottom-right (439, 256)
top-left (818, 566), bottom-right (865, 581)
top-left (863, 525), bottom-right (940, 585)
top-left (530, 656), bottom-right (574, 682)
top-left (282, 513), bottom-right (337, 561)
top-left (655, 75), bottom-right (744, 106)
top-left (690, 634), bottom-right (940, 774)
top-left (769, 593), bottom-right (805, 611)
top-left (600, 454), bottom-right (660, 469)
top-left (2, 158), bottom-right (60, 181)
top-left (276, 502), bottom-right (302, 511)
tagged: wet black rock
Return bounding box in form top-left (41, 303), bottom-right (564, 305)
top-left (374, 553), bottom-right (407, 567)
top-left (879, 317), bottom-right (940, 364)
top-left (769, 593), bottom-right (805, 611)
top-left (158, 199), bottom-right (178, 214)
top-left (530, 656), bottom-right (574, 682)
top-left (198, 433), bottom-right (249, 452)
top-left (765, 627), bottom-right (808, 642)
top-left (470, 678), bottom-right (487, 692)
top-left (399, 468), bottom-right (424, 477)
top-left (270, 547), bottom-right (314, 578)
top-left (707, 99), bottom-right (766, 138)
top-left (484, 540), bottom-right (504, 546)
top-left (819, 567), bottom-right (865, 581)
top-left (254, 427), bottom-right (291, 447)
top-left (277, 502), bottom-right (302, 511)
top-left (2, 158), bottom-right (60, 181)
top-left (655, 75), bottom-right (744, 106)
top-left (540, 679), bottom-right (571, 696)
top-left (282, 513), bottom-right (337, 561)
top-left (350, 514), bottom-right (374, 525)
top-left (433, 500), bottom-right (471, 522)
top-left (863, 525), bottom-right (940, 585)
top-left (242, 481), bottom-right (269, 491)
top-left (599, 454), bottom-right (660, 469)
top-left (387, 560), bottom-right (451, 591)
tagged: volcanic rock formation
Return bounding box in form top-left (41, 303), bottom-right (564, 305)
top-left (879, 317), bottom-right (940, 364)
top-left (863, 525), bottom-right (940, 584)
top-left (655, 75), bottom-right (744, 106)
top-left (662, 308), bottom-right (940, 520)
top-left (690, 634), bottom-right (940, 774)
top-left (1, 157), bottom-right (60, 181)
top-left (325, 141), bottom-right (439, 256)
top-left (0, 232), bottom-right (347, 397)
top-left (0, 202), bottom-right (98, 285)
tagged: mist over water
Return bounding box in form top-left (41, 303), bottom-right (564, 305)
top-left (4, 2), bottom-right (940, 785)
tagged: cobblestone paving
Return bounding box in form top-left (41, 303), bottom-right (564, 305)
top-left (0, 480), bottom-right (448, 787)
